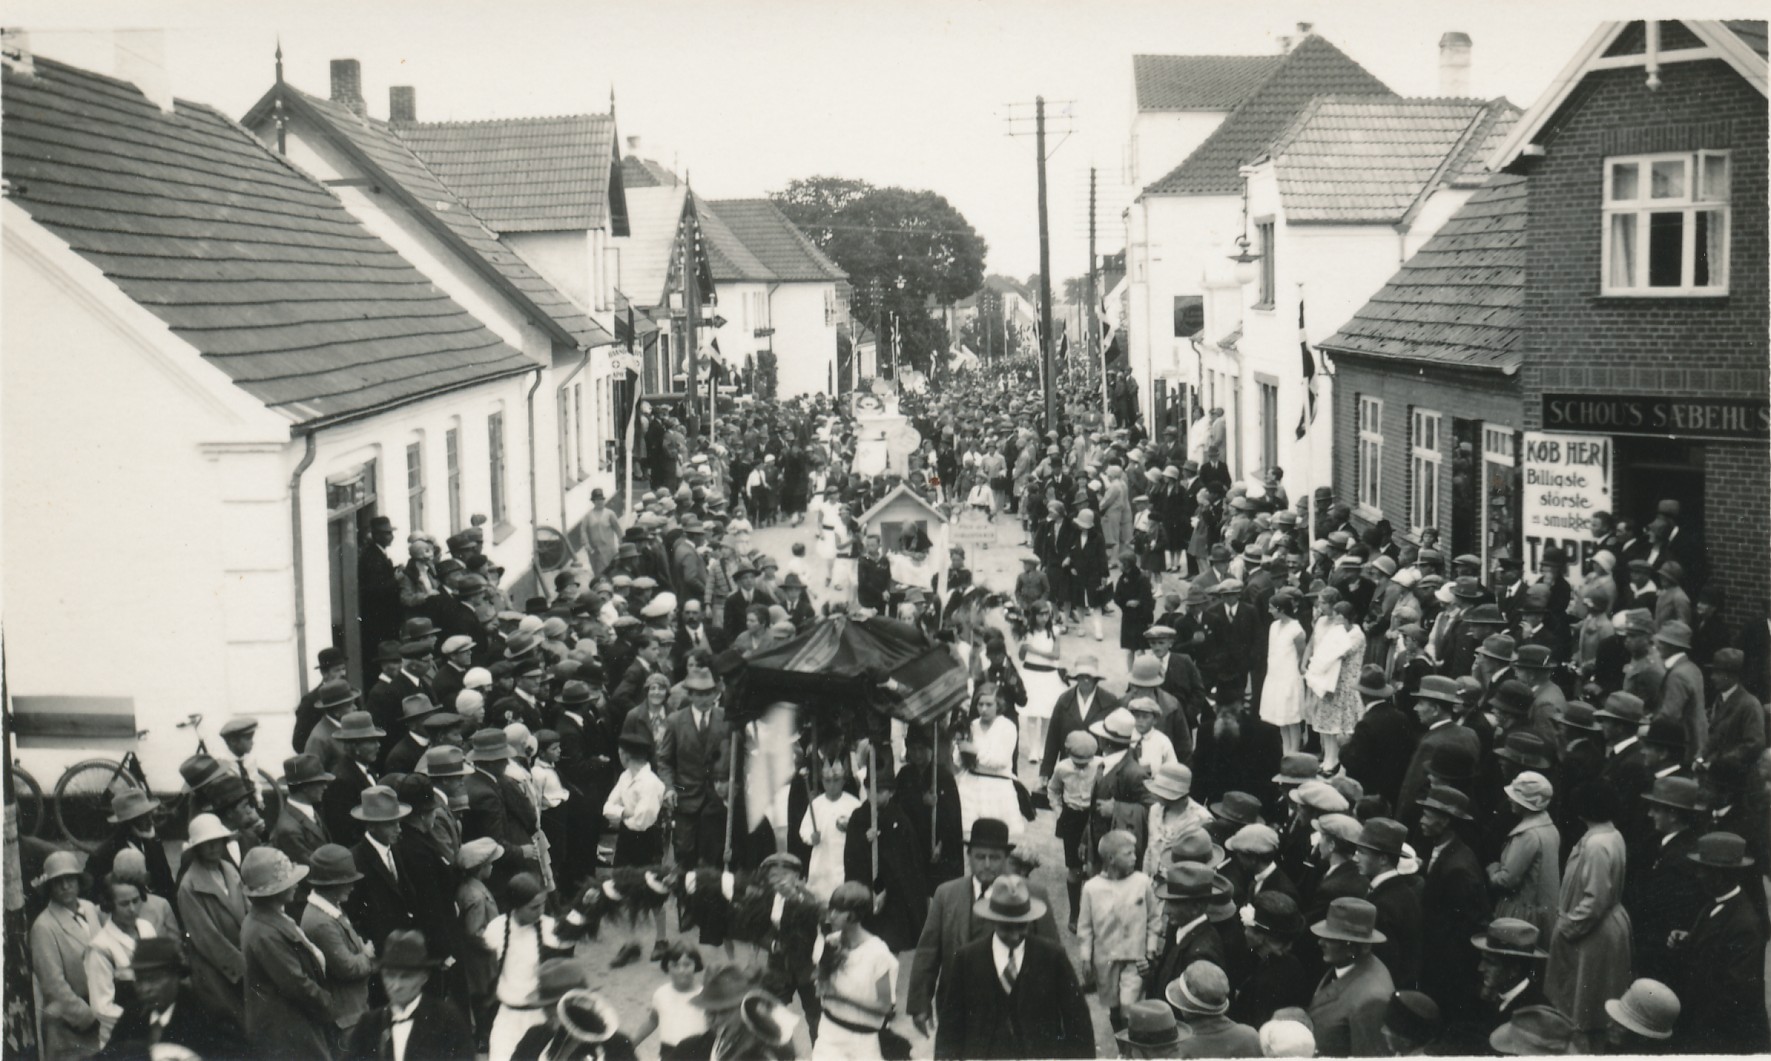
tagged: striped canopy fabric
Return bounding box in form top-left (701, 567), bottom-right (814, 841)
top-left (733, 614), bottom-right (967, 725)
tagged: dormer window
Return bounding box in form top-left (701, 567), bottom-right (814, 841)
top-left (1602, 151), bottom-right (1728, 295)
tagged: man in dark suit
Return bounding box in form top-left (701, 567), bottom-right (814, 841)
top-left (381, 695), bottom-right (441, 776)
top-left (1631, 776), bottom-right (1706, 984)
top-left (96, 937), bottom-right (246, 1061)
top-left (345, 786), bottom-right (417, 950)
top-left (1455, 918), bottom-right (1548, 1054)
top-left (1702, 648), bottom-right (1765, 775)
top-left (1306, 898), bottom-right (1395, 1057)
top-left (608, 630), bottom-right (670, 732)
top-left (425, 571), bottom-right (488, 654)
top-left (1227, 892), bottom-right (1314, 1029)
top-left (85, 789), bottom-right (176, 903)
top-left (357, 515), bottom-right (402, 664)
top-left (1415, 786), bottom-right (1489, 1032)
top-left (1597, 693), bottom-right (1653, 823)
top-left (721, 562), bottom-right (775, 638)
top-left (461, 729), bottom-right (534, 881)
top-left (1672, 832), bottom-right (1771, 1053)
top-left (856, 533), bottom-right (893, 610)
top-left (908, 819), bottom-right (1059, 1035)
top-left (673, 598), bottom-right (729, 674)
top-left (1038, 656), bottom-right (1120, 784)
top-left (321, 713), bottom-right (385, 850)
top-left (934, 875), bottom-right (1094, 1059)
top-left (1203, 579), bottom-right (1264, 701)
top-left (269, 754), bottom-right (333, 868)
top-left (657, 669), bottom-right (731, 870)
top-left (344, 930), bottom-right (476, 1061)
top-left (365, 640), bottom-right (433, 769)
top-left (1145, 862), bottom-right (1231, 999)
top-left (1352, 818), bottom-right (1422, 990)
top-left (1145, 626), bottom-right (1209, 735)
top-left (1396, 676), bottom-right (1480, 816)
top-left (1339, 670), bottom-right (1416, 812)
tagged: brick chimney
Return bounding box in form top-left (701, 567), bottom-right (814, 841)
top-left (330, 59), bottom-right (366, 117)
top-left (626, 134), bottom-right (641, 155)
top-left (389, 85), bottom-right (415, 122)
top-left (1439, 32), bottom-right (1472, 97)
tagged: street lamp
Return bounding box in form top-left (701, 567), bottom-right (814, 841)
top-left (1229, 234), bottom-right (1262, 287)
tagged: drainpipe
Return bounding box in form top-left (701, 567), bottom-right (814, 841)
top-left (555, 346), bottom-right (594, 543)
top-left (288, 431), bottom-right (318, 695)
top-left (526, 365), bottom-right (545, 600)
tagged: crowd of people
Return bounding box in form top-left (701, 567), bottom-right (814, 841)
top-left (23, 368), bottom-right (1771, 1061)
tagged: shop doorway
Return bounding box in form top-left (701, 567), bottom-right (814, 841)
top-left (325, 461), bottom-right (380, 691)
top-left (1450, 418), bottom-right (1482, 556)
top-left (1612, 436), bottom-right (1705, 582)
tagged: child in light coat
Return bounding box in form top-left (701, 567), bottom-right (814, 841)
top-left (1076, 829), bottom-right (1162, 1033)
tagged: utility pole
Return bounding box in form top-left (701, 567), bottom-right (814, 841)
top-left (1090, 165), bottom-right (1108, 427)
top-left (1035, 98), bottom-right (1057, 432)
top-left (681, 198), bottom-right (702, 437)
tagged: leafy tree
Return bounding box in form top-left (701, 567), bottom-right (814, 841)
top-left (774, 177), bottom-right (987, 373)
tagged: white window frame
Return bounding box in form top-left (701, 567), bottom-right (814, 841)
top-left (1601, 150), bottom-right (1729, 295)
top-left (444, 422), bottom-right (463, 534)
top-left (573, 381), bottom-right (587, 480)
top-left (1410, 408), bottom-right (1442, 536)
top-left (488, 409), bottom-right (509, 526)
top-left (405, 435), bottom-right (426, 533)
top-left (1357, 395), bottom-right (1383, 516)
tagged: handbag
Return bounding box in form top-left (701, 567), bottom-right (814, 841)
top-left (1013, 778), bottom-right (1036, 821)
top-left (879, 1026), bottom-right (913, 1061)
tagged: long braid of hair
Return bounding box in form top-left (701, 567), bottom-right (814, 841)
top-left (497, 913), bottom-right (514, 980)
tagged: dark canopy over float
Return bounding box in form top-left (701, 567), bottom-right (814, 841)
top-left (729, 613), bottom-right (967, 725)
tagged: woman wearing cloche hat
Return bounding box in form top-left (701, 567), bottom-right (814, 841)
top-left (238, 846), bottom-right (331, 1057)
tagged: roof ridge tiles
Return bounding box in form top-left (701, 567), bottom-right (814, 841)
top-left (396, 111), bottom-right (611, 128)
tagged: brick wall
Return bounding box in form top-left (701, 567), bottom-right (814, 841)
top-left (1331, 355), bottom-right (1522, 552)
top-left (1518, 57), bottom-right (1769, 623)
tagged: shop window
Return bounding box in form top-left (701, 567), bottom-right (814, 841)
top-left (1410, 408), bottom-right (1442, 535)
top-left (1357, 395), bottom-right (1383, 514)
top-left (1602, 151), bottom-right (1728, 294)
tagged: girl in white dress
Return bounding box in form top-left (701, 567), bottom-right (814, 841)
top-left (1017, 603), bottom-right (1065, 767)
top-left (798, 758), bottom-right (863, 901)
top-left (956, 686), bottom-right (1025, 842)
top-left (1259, 588), bottom-right (1309, 754)
top-left (811, 882), bottom-right (899, 1061)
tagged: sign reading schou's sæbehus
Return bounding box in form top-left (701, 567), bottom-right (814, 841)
top-left (1542, 394), bottom-right (1770, 442)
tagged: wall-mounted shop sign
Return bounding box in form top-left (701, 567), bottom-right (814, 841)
top-left (1521, 431), bottom-right (1611, 571)
top-left (1541, 393), bottom-right (1770, 442)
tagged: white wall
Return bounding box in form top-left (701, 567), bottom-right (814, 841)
top-left (508, 230), bottom-right (592, 311)
top-left (770, 283), bottom-right (838, 398)
top-left (1129, 111), bottom-right (1230, 195)
top-left (1123, 193), bottom-right (1243, 430)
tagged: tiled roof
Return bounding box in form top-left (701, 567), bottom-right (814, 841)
top-left (613, 182), bottom-right (690, 308)
top-left (1143, 35), bottom-right (1391, 197)
top-left (1270, 97), bottom-right (1519, 222)
top-left (245, 85), bottom-right (613, 350)
top-left (1318, 175), bottom-right (1525, 372)
top-left (1723, 19), bottom-right (1768, 58)
top-left (621, 155), bottom-right (679, 189)
top-left (696, 195), bottom-right (775, 283)
top-left (705, 200), bottom-right (846, 283)
top-left (391, 113), bottom-right (623, 235)
top-left (1133, 54), bottom-right (1285, 111)
top-left (3, 56), bottom-right (539, 428)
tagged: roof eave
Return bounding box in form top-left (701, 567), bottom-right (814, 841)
top-left (1319, 342), bottom-right (1521, 377)
top-left (267, 85), bottom-right (587, 351)
top-left (290, 361), bottom-right (540, 436)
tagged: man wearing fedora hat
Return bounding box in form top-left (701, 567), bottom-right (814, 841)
top-left (297, 842), bottom-right (374, 1039)
top-left (304, 676), bottom-right (365, 774)
top-left (657, 667), bottom-right (731, 872)
top-left (366, 632), bottom-right (437, 770)
top-left (1144, 862), bottom-right (1231, 1001)
top-left (1669, 831), bottom-right (1770, 1052)
top-left (346, 786), bottom-right (418, 951)
top-left (464, 728), bottom-right (539, 883)
top-left (1395, 676), bottom-right (1478, 816)
top-left (85, 787), bottom-right (175, 906)
top-left (1630, 776), bottom-right (1707, 984)
top-left (344, 929), bottom-right (475, 1061)
top-left (934, 874), bottom-right (1094, 1059)
top-left (272, 753), bottom-right (335, 868)
top-left (239, 847), bottom-right (330, 1057)
top-left (1339, 667), bottom-right (1415, 813)
top-left (1037, 655), bottom-right (1120, 787)
top-left (1596, 693), bottom-right (1653, 824)
top-left (1116, 998), bottom-right (1192, 1059)
top-left (1229, 892), bottom-right (1313, 1030)
top-left (908, 819), bottom-right (1059, 1036)
top-left (1458, 918), bottom-right (1549, 1049)
top-left (1702, 647), bottom-right (1766, 776)
top-left (322, 710), bottom-right (386, 849)
top-left (1350, 818), bottom-right (1422, 991)
top-left (1306, 897), bottom-right (1395, 1057)
top-left (1414, 785), bottom-right (1487, 1023)
top-left (383, 694), bottom-right (443, 776)
top-left (1512, 646), bottom-right (1565, 757)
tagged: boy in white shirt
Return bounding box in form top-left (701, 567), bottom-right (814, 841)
top-left (1076, 829), bottom-right (1162, 1035)
top-left (603, 732), bottom-right (668, 967)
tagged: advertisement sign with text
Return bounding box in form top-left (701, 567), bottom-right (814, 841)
top-left (1521, 431), bottom-right (1611, 574)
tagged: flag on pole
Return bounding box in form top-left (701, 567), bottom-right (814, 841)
top-left (1059, 334), bottom-right (1069, 362)
top-left (1296, 297), bottom-right (1319, 440)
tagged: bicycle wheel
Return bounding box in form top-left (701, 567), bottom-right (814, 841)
top-left (11, 765), bottom-right (47, 839)
top-left (54, 759), bottom-right (141, 851)
top-left (254, 768), bottom-right (284, 833)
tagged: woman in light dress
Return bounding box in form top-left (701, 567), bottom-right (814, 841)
top-left (799, 757), bottom-right (864, 901)
top-left (956, 683), bottom-right (1025, 843)
top-left (1259, 588), bottom-right (1309, 754)
top-left (811, 883), bottom-right (900, 1061)
top-left (1302, 595), bottom-right (1366, 772)
top-left (1017, 601), bottom-right (1065, 768)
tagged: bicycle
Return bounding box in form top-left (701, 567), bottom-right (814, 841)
top-left (53, 713), bottom-right (283, 851)
top-left (10, 761), bottom-right (47, 840)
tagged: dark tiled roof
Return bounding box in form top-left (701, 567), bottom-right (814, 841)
top-left (3, 56), bottom-right (539, 427)
top-left (695, 195), bottom-right (775, 282)
top-left (1133, 54), bottom-right (1285, 111)
top-left (1270, 97), bottom-right (1518, 222)
top-left (1723, 19), bottom-right (1768, 58)
top-left (1143, 35), bottom-right (1391, 197)
top-left (705, 200), bottom-right (845, 283)
top-left (1319, 175), bottom-right (1525, 372)
top-left (392, 113), bottom-right (619, 233)
top-left (246, 85), bottom-right (613, 350)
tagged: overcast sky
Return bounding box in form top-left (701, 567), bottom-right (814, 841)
top-left (13, 0), bottom-right (1618, 279)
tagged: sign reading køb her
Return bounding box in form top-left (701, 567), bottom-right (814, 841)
top-left (1521, 432), bottom-right (1611, 572)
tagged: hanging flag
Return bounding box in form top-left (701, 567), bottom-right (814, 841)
top-left (1296, 298), bottom-right (1319, 440)
top-left (1059, 334), bottom-right (1069, 362)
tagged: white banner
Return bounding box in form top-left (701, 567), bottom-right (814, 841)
top-left (1521, 431), bottom-right (1611, 571)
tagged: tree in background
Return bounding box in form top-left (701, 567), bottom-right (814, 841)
top-left (773, 177), bottom-right (986, 373)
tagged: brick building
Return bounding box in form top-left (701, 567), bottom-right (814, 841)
top-left (1320, 175), bottom-right (1528, 569)
top-left (1492, 18), bottom-right (1768, 624)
